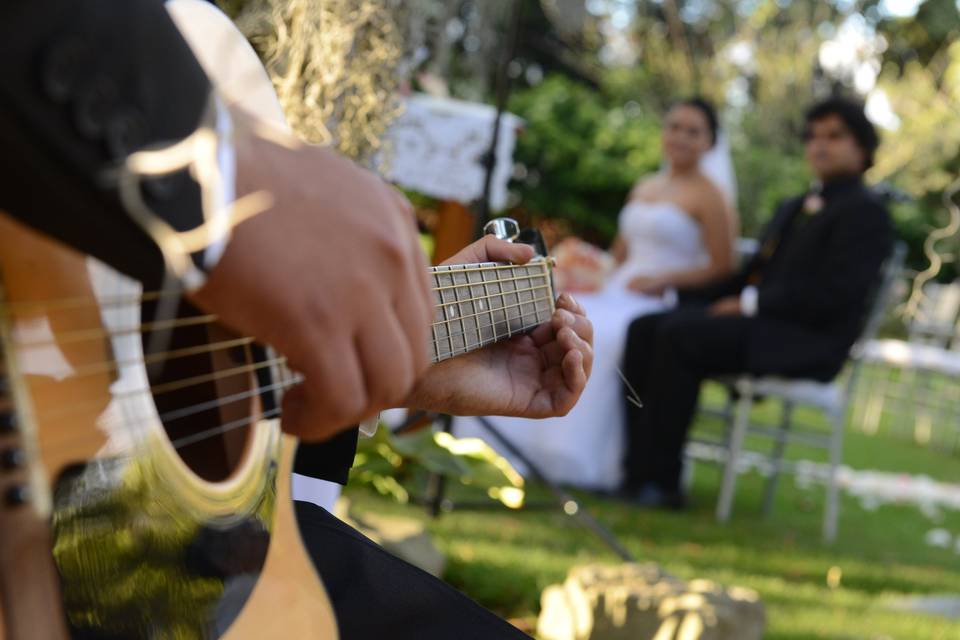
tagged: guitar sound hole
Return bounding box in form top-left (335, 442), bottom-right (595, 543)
top-left (142, 299), bottom-right (255, 483)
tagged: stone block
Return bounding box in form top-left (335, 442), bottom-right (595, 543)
top-left (537, 563), bottom-right (764, 640)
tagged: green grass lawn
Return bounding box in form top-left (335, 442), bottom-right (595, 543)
top-left (344, 382), bottom-right (960, 639)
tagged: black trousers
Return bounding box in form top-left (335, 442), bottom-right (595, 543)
top-left (620, 309), bottom-right (753, 492)
top-left (620, 307), bottom-right (847, 492)
top-left (295, 501), bottom-right (532, 640)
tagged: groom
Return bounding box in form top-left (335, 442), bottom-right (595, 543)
top-left (619, 97), bottom-right (893, 507)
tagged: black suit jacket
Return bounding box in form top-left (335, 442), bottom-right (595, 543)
top-left (682, 177), bottom-right (893, 378)
top-left (0, 0), bottom-right (356, 484)
top-left (0, 0), bottom-right (212, 286)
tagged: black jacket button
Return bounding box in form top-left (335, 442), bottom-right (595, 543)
top-left (4, 485), bottom-right (30, 507)
top-left (73, 76), bottom-right (117, 140)
top-left (0, 448), bottom-right (24, 471)
top-left (106, 108), bottom-right (148, 159)
top-left (0, 412), bottom-right (16, 434)
top-left (41, 38), bottom-right (89, 103)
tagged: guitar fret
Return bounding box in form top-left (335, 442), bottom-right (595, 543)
top-left (436, 268), bottom-right (455, 360)
top-left (467, 267), bottom-right (484, 347)
top-left (432, 272), bottom-right (548, 293)
top-left (427, 259), bottom-right (556, 363)
top-left (428, 283), bottom-right (548, 324)
top-left (497, 271), bottom-right (510, 338)
top-left (502, 268), bottom-right (521, 336)
top-left (518, 266), bottom-right (532, 333)
top-left (429, 287), bottom-right (551, 329)
top-left (538, 260), bottom-right (554, 325)
top-left (482, 265), bottom-right (498, 345)
top-left (451, 267), bottom-right (470, 355)
top-left (430, 271), bottom-right (443, 362)
top-left (444, 269), bottom-right (463, 357)
top-left (434, 294), bottom-right (553, 343)
top-left (447, 303), bottom-right (551, 353)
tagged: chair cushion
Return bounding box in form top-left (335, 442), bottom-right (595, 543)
top-left (717, 375), bottom-right (844, 412)
top-left (861, 339), bottom-right (960, 376)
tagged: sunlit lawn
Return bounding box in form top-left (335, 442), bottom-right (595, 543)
top-left (344, 381), bottom-right (960, 639)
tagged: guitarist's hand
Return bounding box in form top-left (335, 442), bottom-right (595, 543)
top-left (405, 237), bottom-right (594, 418)
top-left (190, 116), bottom-right (433, 441)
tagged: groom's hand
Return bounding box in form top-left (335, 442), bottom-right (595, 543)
top-left (709, 295), bottom-right (742, 316)
top-left (405, 236), bottom-right (594, 418)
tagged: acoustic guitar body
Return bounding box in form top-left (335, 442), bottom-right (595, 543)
top-left (0, 214), bottom-right (337, 639)
top-left (0, 1), bottom-right (337, 637)
top-left (0, 3), bottom-right (558, 637)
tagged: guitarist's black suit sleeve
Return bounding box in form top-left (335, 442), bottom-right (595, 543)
top-left (0, 0), bottom-right (211, 286)
top-left (0, 1), bottom-right (362, 482)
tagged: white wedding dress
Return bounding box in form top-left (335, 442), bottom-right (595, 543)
top-left (453, 200), bottom-right (711, 490)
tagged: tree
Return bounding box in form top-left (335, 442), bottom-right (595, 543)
top-left (508, 74), bottom-right (662, 243)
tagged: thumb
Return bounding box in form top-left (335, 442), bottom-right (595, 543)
top-left (480, 236), bottom-right (535, 264)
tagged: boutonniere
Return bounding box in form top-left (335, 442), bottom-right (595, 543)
top-left (803, 192), bottom-right (825, 215)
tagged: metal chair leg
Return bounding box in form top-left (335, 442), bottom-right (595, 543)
top-left (862, 365), bottom-right (891, 436)
top-left (761, 400), bottom-right (794, 516)
top-left (823, 408), bottom-right (844, 543)
top-left (717, 378), bottom-right (753, 523)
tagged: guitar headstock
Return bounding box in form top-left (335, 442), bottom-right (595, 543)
top-left (483, 216), bottom-right (555, 279)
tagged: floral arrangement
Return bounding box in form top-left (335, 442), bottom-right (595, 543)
top-left (551, 237), bottom-right (614, 293)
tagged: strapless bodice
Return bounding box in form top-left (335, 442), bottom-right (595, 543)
top-left (609, 200), bottom-right (709, 286)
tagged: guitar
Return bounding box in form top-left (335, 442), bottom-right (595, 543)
top-left (0, 2), bottom-right (556, 638)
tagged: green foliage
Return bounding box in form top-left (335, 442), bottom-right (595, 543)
top-left (508, 71), bottom-right (816, 240)
top-left (731, 124), bottom-right (810, 233)
top-left (508, 74), bottom-right (662, 243)
top-left (506, 2), bottom-right (959, 283)
top-left (351, 426), bottom-right (525, 508)
top-left (346, 380), bottom-right (960, 638)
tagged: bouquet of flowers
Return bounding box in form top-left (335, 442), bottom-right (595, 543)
top-left (551, 237), bottom-right (614, 293)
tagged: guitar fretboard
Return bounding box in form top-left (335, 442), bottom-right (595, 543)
top-left (430, 258), bottom-right (555, 363)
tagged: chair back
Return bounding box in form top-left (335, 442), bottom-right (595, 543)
top-left (909, 281), bottom-right (960, 347)
top-left (850, 242), bottom-right (907, 360)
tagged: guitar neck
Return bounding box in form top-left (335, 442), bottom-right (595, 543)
top-left (429, 257), bottom-right (556, 363)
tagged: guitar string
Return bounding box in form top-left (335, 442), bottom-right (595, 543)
top-left (38, 296), bottom-right (569, 459)
top-left (11, 272), bottom-right (556, 454)
top-left (33, 376), bottom-right (301, 456)
top-left (2, 262), bottom-right (551, 314)
top-left (5, 274), bottom-right (550, 349)
top-left (33, 299), bottom-right (545, 458)
top-left (431, 298), bottom-right (555, 359)
top-left (167, 405), bottom-right (282, 451)
top-left (64, 336), bottom-right (254, 378)
top-left (9, 258), bottom-right (549, 447)
top-left (16, 289), bottom-right (556, 389)
top-left (11, 313), bottom-right (219, 347)
top-left (431, 292), bottom-right (552, 328)
top-left (431, 307), bottom-right (554, 362)
top-left (26, 297), bottom-right (556, 423)
top-left (39, 398), bottom-right (295, 461)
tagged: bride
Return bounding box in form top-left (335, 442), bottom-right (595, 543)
top-left (454, 98), bottom-right (739, 490)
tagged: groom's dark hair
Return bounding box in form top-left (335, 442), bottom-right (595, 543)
top-left (804, 97), bottom-right (879, 171)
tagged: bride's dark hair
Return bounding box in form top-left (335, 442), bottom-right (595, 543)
top-left (673, 97), bottom-right (719, 147)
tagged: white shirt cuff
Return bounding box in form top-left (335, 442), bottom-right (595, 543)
top-left (203, 95), bottom-right (236, 271)
top-left (662, 286), bottom-right (679, 309)
top-left (740, 285), bottom-right (759, 317)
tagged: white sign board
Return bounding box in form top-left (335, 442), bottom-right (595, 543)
top-left (383, 94), bottom-right (522, 211)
